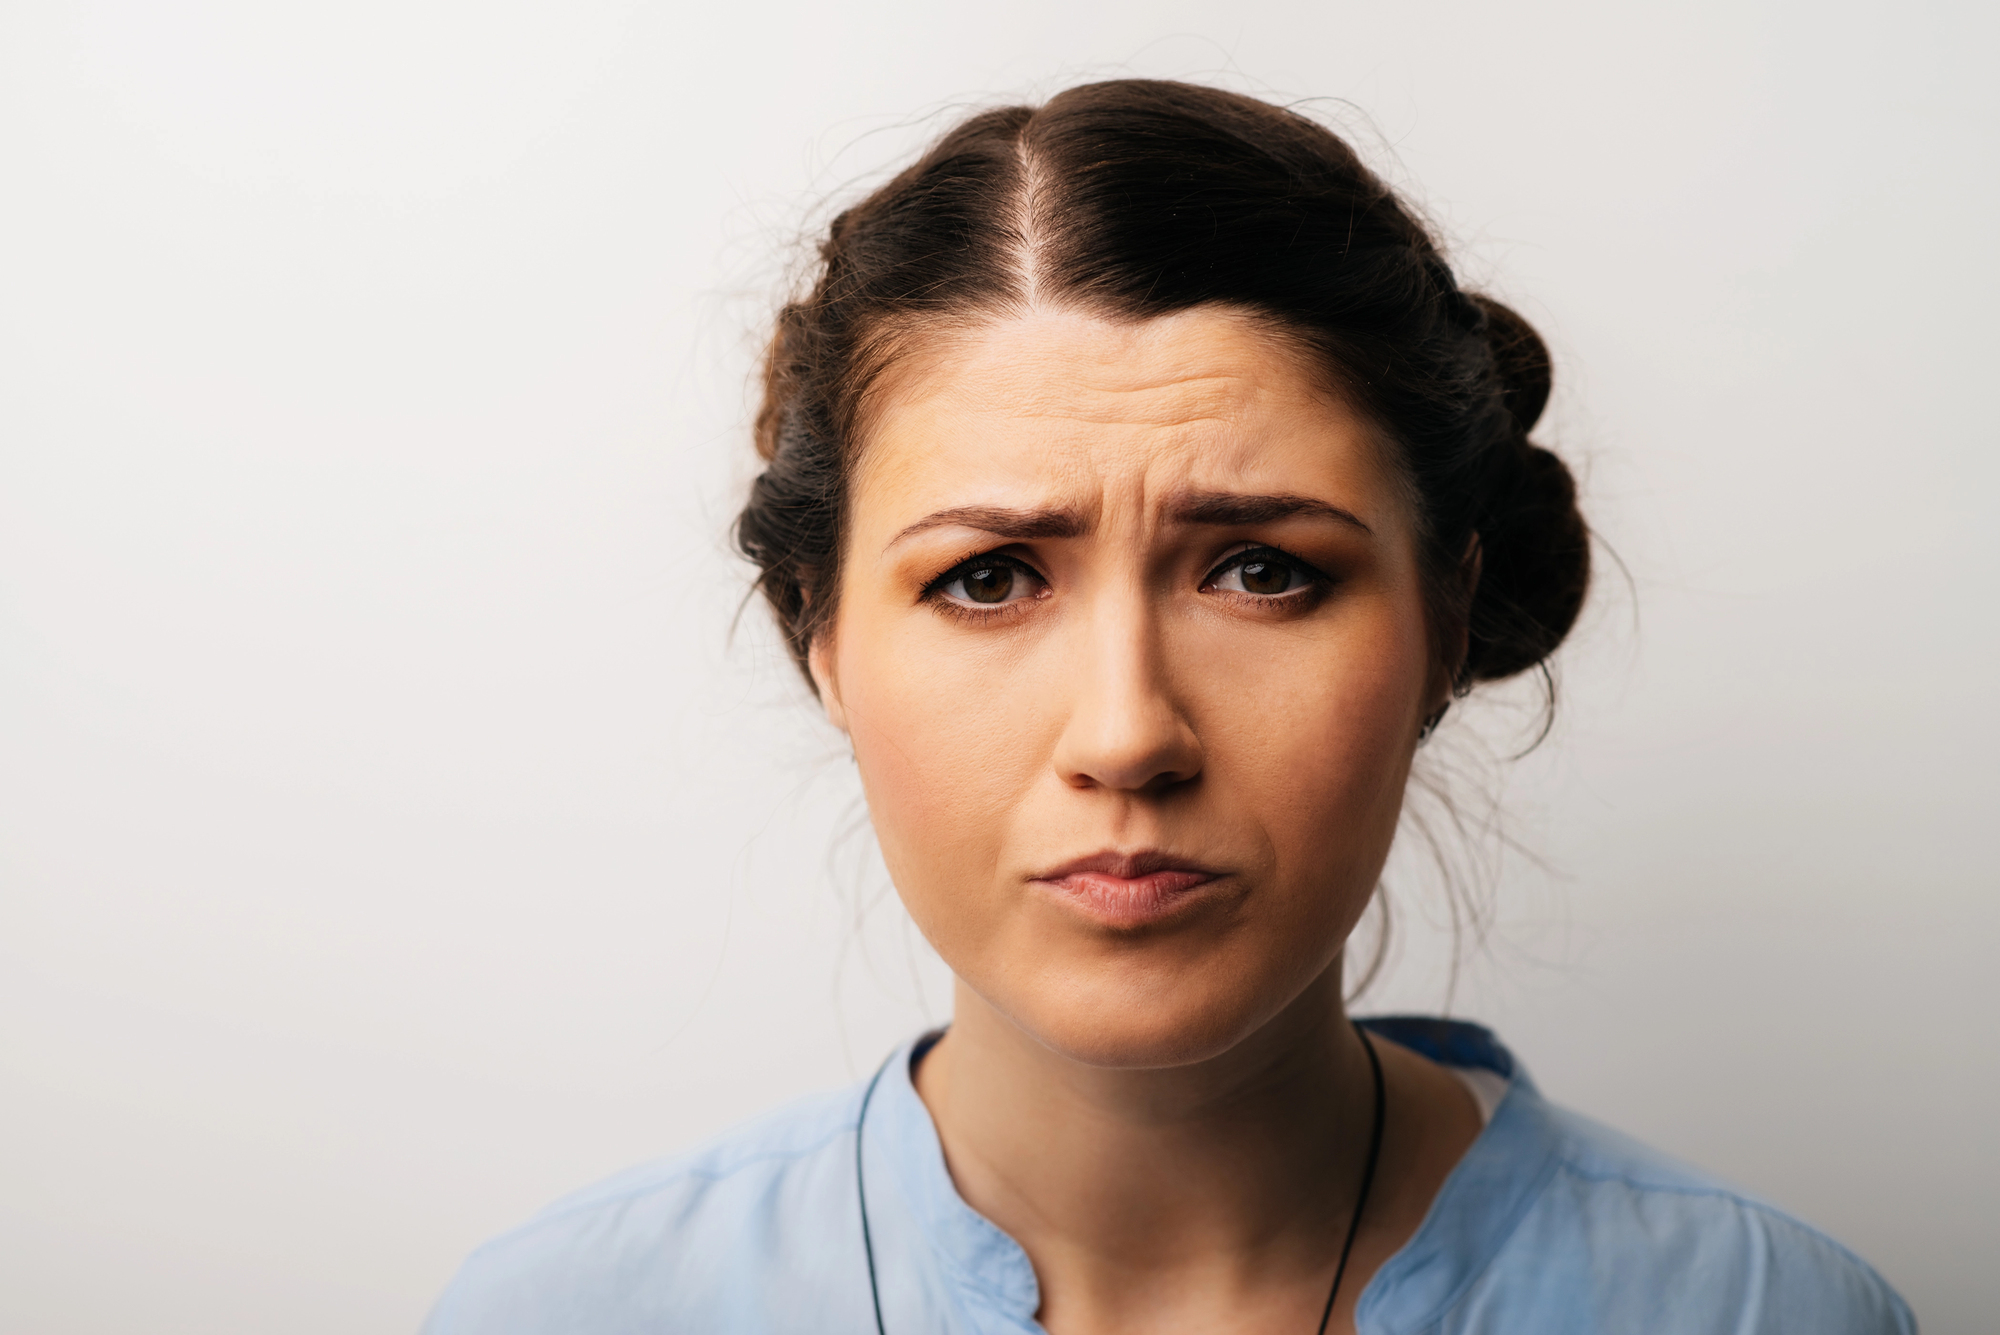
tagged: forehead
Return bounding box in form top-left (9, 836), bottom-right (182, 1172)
top-left (852, 307), bottom-right (1394, 523)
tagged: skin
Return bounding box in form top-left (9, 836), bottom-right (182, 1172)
top-left (810, 306), bottom-right (1482, 1335)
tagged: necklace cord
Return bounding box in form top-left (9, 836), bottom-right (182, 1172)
top-left (855, 1055), bottom-right (894, 1335)
top-left (1315, 1022), bottom-right (1387, 1335)
top-left (857, 1021), bottom-right (1388, 1335)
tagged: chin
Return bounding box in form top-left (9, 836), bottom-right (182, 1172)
top-left (1000, 961), bottom-right (1320, 1070)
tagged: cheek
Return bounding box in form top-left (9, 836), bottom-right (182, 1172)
top-left (1201, 599), bottom-right (1430, 873)
top-left (833, 621), bottom-right (1052, 930)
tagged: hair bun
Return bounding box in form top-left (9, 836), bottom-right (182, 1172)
top-left (1462, 440), bottom-right (1590, 685)
top-left (1471, 295), bottom-right (1552, 437)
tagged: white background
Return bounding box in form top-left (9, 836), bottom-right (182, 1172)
top-left (2, 1), bottom-right (1994, 1331)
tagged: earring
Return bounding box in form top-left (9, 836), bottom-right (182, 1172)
top-left (1418, 704), bottom-right (1450, 744)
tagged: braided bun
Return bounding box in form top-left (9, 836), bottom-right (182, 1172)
top-left (1460, 298), bottom-right (1590, 685)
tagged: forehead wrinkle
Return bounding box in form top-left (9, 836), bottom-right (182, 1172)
top-left (943, 364), bottom-right (1276, 433)
top-left (851, 306), bottom-right (1401, 561)
top-left (867, 405), bottom-right (1343, 552)
top-left (879, 323), bottom-right (1282, 428)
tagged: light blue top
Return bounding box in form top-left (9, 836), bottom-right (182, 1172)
top-left (423, 1018), bottom-right (1914, 1334)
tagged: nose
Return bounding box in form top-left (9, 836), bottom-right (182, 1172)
top-left (1049, 588), bottom-right (1203, 794)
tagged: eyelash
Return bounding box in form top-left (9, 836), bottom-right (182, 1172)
top-left (920, 553), bottom-right (1049, 622)
top-left (1201, 544), bottom-right (1331, 600)
top-left (919, 544), bottom-right (1332, 619)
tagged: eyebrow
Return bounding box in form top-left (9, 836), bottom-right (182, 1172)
top-left (886, 505), bottom-right (1089, 552)
top-left (1170, 490), bottom-right (1373, 535)
top-left (884, 490), bottom-right (1371, 554)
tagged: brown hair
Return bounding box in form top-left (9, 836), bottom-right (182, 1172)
top-left (736, 79), bottom-right (1589, 719)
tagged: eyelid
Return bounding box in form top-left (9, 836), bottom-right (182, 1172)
top-left (918, 542), bottom-right (1324, 600)
top-left (919, 548), bottom-right (1048, 600)
top-left (1202, 542), bottom-right (1328, 586)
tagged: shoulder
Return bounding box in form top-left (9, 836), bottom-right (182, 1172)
top-left (1466, 1095), bottom-right (1915, 1334)
top-left (421, 1085), bottom-right (868, 1335)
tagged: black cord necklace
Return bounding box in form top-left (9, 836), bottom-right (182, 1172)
top-left (855, 1022), bottom-right (1387, 1335)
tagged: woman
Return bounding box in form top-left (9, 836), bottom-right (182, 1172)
top-left (425, 81), bottom-right (1912, 1334)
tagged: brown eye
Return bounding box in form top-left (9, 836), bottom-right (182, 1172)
top-left (1237, 557), bottom-right (1294, 595)
top-left (1207, 546), bottom-right (1319, 598)
top-left (960, 564), bottom-right (1014, 603)
top-left (934, 556), bottom-right (1043, 609)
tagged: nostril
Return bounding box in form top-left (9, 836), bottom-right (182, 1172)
top-left (1052, 711), bottom-right (1203, 795)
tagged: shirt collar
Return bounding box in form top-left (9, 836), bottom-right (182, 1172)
top-left (865, 1018), bottom-right (1560, 1335)
top-left (1352, 1017), bottom-right (1564, 1334)
top-left (869, 1031), bottom-right (1043, 1328)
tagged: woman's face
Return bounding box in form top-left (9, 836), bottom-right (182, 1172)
top-left (813, 306), bottom-right (1442, 1067)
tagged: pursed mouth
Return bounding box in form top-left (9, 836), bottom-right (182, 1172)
top-left (1030, 850), bottom-right (1226, 926)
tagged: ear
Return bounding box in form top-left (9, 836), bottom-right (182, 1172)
top-left (807, 632), bottom-right (849, 733)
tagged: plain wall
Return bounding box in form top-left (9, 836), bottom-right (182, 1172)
top-left (2, 1), bottom-right (1994, 1330)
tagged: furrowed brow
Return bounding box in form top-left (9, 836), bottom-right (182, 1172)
top-left (1170, 490), bottom-right (1373, 535)
top-left (886, 505), bottom-right (1090, 553)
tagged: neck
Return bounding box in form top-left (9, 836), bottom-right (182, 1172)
top-left (915, 965), bottom-right (1420, 1335)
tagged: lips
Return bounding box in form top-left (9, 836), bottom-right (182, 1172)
top-left (1031, 850), bottom-right (1223, 927)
